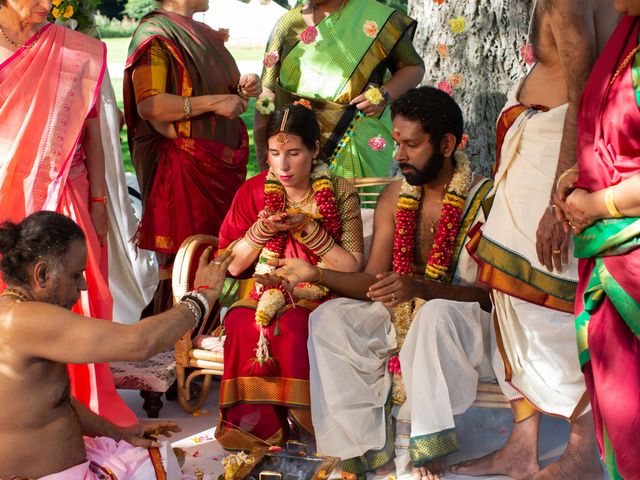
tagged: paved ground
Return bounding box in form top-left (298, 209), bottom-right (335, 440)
top-left (120, 380), bottom-right (603, 480)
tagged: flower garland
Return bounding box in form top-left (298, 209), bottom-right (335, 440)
top-left (250, 162), bottom-right (341, 373)
top-left (389, 151), bottom-right (471, 403)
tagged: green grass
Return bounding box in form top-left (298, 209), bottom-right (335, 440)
top-left (106, 37), bottom-right (261, 178)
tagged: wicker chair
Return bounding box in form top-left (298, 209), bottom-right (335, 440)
top-left (171, 178), bottom-right (507, 414)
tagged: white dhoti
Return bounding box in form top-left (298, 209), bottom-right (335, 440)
top-left (474, 80), bottom-right (588, 419)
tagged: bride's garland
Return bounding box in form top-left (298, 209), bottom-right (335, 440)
top-left (389, 151), bottom-right (472, 403)
top-left (250, 162), bottom-right (341, 372)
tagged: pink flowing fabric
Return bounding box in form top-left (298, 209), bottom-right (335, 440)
top-left (0, 24), bottom-right (136, 427)
top-left (574, 15), bottom-right (640, 477)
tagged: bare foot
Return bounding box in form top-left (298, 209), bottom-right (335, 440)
top-left (527, 414), bottom-right (603, 480)
top-left (450, 414), bottom-right (541, 479)
top-left (374, 460), bottom-right (395, 476)
top-left (411, 457), bottom-right (446, 480)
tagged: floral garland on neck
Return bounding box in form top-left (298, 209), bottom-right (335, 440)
top-left (389, 151), bottom-right (472, 403)
top-left (250, 161), bottom-right (341, 373)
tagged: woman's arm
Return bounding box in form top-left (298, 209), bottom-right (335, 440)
top-left (137, 93), bottom-right (247, 122)
top-left (82, 114), bottom-right (108, 246)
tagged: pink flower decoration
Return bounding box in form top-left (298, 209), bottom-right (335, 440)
top-left (363, 21), bottom-right (378, 38)
top-left (520, 44), bottom-right (536, 65)
top-left (458, 133), bottom-right (469, 150)
top-left (437, 80), bottom-right (453, 96)
top-left (388, 354), bottom-right (402, 374)
top-left (299, 25), bottom-right (318, 44)
top-left (263, 50), bottom-right (279, 68)
top-left (368, 135), bottom-right (387, 151)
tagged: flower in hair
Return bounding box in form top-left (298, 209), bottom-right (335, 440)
top-left (299, 26), bottom-right (319, 44)
top-left (263, 50), bottom-right (279, 68)
top-left (449, 16), bottom-right (466, 34)
top-left (255, 96), bottom-right (275, 115)
top-left (293, 99), bottom-right (313, 110)
top-left (368, 136), bottom-right (387, 151)
top-left (363, 21), bottom-right (378, 38)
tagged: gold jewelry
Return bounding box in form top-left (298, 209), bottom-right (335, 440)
top-left (391, 292), bottom-right (396, 301)
top-left (605, 185), bottom-right (624, 218)
top-left (1, 288), bottom-right (29, 302)
top-left (555, 166), bottom-right (578, 192)
top-left (276, 108), bottom-right (289, 144)
top-left (0, 22), bottom-right (41, 50)
top-left (285, 189), bottom-right (314, 210)
top-left (313, 266), bottom-right (324, 285)
top-left (610, 44), bottom-right (640, 86)
top-left (551, 249), bottom-right (561, 255)
top-left (183, 96), bottom-right (192, 120)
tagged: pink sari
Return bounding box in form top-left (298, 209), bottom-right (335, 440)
top-left (574, 15), bottom-right (640, 478)
top-left (0, 24), bottom-right (136, 427)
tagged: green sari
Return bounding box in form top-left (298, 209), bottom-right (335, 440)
top-left (262, 0), bottom-right (422, 179)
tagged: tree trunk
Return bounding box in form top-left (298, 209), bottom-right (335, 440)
top-left (408, 0), bottom-right (533, 176)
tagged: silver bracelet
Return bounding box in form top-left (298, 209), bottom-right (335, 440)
top-left (179, 298), bottom-right (202, 328)
top-left (185, 290), bottom-right (211, 318)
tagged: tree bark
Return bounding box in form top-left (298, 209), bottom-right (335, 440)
top-left (408, 0), bottom-right (533, 176)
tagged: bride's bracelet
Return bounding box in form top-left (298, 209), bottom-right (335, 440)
top-left (245, 219), bottom-right (276, 249)
top-left (297, 220), bottom-right (335, 257)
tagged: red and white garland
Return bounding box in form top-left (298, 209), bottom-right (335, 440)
top-left (250, 162), bottom-right (341, 372)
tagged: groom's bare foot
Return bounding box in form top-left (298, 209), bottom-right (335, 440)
top-left (450, 414), bottom-right (541, 479)
top-left (527, 414), bottom-right (603, 480)
top-left (411, 457), bottom-right (446, 480)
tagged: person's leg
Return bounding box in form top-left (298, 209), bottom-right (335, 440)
top-left (450, 406), bottom-right (541, 478)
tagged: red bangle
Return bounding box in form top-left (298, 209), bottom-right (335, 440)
top-left (90, 196), bottom-right (106, 204)
top-left (195, 285), bottom-right (210, 291)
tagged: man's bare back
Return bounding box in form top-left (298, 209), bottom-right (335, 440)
top-left (519, 0), bottom-right (620, 109)
top-left (0, 299), bottom-right (86, 477)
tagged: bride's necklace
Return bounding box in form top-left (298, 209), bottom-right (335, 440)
top-left (0, 21), bottom-right (41, 49)
top-left (285, 188), bottom-right (314, 210)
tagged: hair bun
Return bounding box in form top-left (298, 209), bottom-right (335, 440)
top-left (0, 221), bottom-right (20, 254)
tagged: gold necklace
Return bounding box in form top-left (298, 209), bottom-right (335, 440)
top-left (610, 43), bottom-right (640, 86)
top-left (286, 188), bottom-right (314, 210)
top-left (1, 288), bottom-right (29, 302)
top-left (0, 22), bottom-right (41, 50)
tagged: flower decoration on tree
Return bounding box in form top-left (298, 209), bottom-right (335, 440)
top-left (255, 96), bottom-right (276, 115)
top-left (448, 73), bottom-right (464, 89)
top-left (437, 80), bottom-right (453, 96)
top-left (520, 44), bottom-right (536, 65)
top-left (433, 0), bottom-right (446, 4)
top-left (449, 16), bottom-right (466, 34)
top-left (368, 135), bottom-right (387, 151)
top-left (263, 50), bottom-right (279, 68)
top-left (293, 98), bottom-right (313, 110)
top-left (364, 86), bottom-right (384, 105)
top-left (457, 133), bottom-right (469, 150)
top-left (436, 43), bottom-right (449, 58)
top-left (299, 25), bottom-right (319, 44)
top-left (363, 21), bottom-right (378, 38)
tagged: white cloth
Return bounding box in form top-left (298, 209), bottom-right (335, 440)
top-left (492, 292), bottom-right (588, 417)
top-left (482, 80), bottom-right (578, 283)
top-left (100, 72), bottom-right (158, 324)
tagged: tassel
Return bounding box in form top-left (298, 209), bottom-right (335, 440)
top-left (273, 317), bottom-right (280, 336)
top-left (250, 327), bottom-right (278, 376)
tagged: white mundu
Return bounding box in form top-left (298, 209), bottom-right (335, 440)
top-left (475, 79), bottom-right (588, 420)
top-left (308, 179), bottom-right (495, 473)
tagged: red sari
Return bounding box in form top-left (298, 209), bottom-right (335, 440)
top-left (573, 15), bottom-right (640, 478)
top-left (215, 171), bottom-right (362, 450)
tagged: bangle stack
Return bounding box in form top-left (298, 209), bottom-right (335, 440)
top-left (245, 220), bottom-right (276, 249)
top-left (237, 82), bottom-right (250, 100)
top-left (179, 290), bottom-right (212, 328)
top-left (183, 96), bottom-right (192, 120)
top-left (604, 185), bottom-right (624, 218)
top-left (296, 220), bottom-right (335, 257)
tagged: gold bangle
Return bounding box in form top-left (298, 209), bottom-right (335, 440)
top-left (183, 96), bottom-right (192, 120)
top-left (555, 166), bottom-right (578, 192)
top-left (604, 185), bottom-right (624, 218)
top-left (313, 266), bottom-right (324, 285)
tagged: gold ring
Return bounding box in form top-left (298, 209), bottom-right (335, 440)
top-left (211, 260), bottom-right (222, 265)
top-left (552, 249), bottom-right (561, 254)
top-left (391, 292), bottom-right (396, 301)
